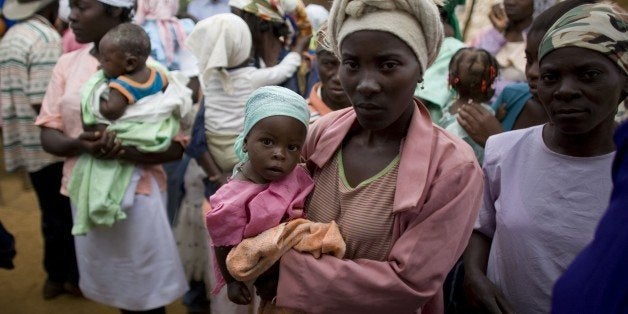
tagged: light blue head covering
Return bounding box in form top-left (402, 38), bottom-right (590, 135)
top-left (234, 86), bottom-right (310, 161)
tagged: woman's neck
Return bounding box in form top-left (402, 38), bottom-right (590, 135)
top-left (90, 43), bottom-right (101, 59)
top-left (353, 101), bottom-right (414, 147)
top-left (542, 119), bottom-right (617, 157)
top-left (505, 16), bottom-right (533, 41)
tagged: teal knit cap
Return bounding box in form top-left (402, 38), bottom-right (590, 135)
top-left (234, 86), bottom-right (310, 161)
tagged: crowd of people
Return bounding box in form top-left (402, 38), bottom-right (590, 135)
top-left (0, 0), bottom-right (626, 313)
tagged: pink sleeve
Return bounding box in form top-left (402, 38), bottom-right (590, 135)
top-left (276, 161), bottom-right (484, 313)
top-left (35, 56), bottom-right (67, 130)
top-left (205, 182), bottom-right (250, 246)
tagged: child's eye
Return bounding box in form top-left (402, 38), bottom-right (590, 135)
top-left (287, 144), bottom-right (300, 152)
top-left (260, 138), bottom-right (273, 146)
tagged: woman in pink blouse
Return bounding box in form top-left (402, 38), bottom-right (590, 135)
top-left (35, 0), bottom-right (188, 312)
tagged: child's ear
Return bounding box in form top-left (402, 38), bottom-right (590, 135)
top-left (125, 55), bottom-right (139, 73)
top-left (242, 138), bottom-right (248, 153)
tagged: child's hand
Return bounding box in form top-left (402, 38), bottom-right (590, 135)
top-left (495, 104), bottom-right (508, 122)
top-left (489, 4), bottom-right (508, 33)
top-left (457, 104), bottom-right (503, 147)
top-left (227, 281), bottom-right (251, 305)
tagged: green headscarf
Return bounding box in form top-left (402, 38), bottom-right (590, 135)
top-left (234, 86), bottom-right (310, 161)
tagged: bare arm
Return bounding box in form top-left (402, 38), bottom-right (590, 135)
top-left (462, 230), bottom-right (515, 314)
top-left (463, 232), bottom-right (491, 280)
top-left (214, 246), bottom-right (237, 284)
top-left (196, 151), bottom-right (231, 186)
top-left (40, 126), bottom-right (121, 158)
top-left (214, 246), bottom-right (251, 304)
top-left (100, 88), bottom-right (129, 121)
top-left (119, 141), bottom-right (184, 164)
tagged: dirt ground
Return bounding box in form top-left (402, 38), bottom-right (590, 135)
top-left (0, 138), bottom-right (187, 314)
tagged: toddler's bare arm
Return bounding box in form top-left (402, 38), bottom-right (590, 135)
top-left (214, 246), bottom-right (252, 304)
top-left (100, 88), bottom-right (129, 121)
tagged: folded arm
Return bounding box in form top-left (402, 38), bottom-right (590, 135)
top-left (277, 161), bottom-right (483, 313)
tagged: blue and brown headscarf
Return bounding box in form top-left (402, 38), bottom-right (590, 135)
top-left (538, 1), bottom-right (628, 75)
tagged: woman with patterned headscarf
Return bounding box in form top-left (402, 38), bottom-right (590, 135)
top-left (35, 0), bottom-right (189, 312)
top-left (306, 23), bottom-right (352, 123)
top-left (251, 0), bottom-right (484, 313)
top-left (229, 0), bottom-right (316, 97)
top-left (465, 2), bottom-right (626, 314)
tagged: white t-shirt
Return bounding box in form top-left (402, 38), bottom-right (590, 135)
top-left (203, 52), bottom-right (301, 134)
top-left (476, 125), bottom-right (614, 314)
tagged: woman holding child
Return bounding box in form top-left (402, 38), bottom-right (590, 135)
top-left (35, 0), bottom-right (188, 312)
top-left (252, 0), bottom-right (484, 312)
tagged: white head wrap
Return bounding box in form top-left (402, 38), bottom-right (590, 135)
top-left (328, 0), bottom-right (443, 73)
top-left (305, 4), bottom-right (329, 31)
top-left (185, 13), bottom-right (252, 95)
top-left (96, 0), bottom-right (134, 8)
top-left (58, 0), bottom-right (71, 22)
top-left (228, 0), bottom-right (248, 10)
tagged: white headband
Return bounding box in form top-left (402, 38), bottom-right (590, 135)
top-left (329, 0), bottom-right (443, 73)
top-left (97, 0), bottom-right (134, 8)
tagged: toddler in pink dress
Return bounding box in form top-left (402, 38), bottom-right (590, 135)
top-left (205, 86), bottom-right (314, 304)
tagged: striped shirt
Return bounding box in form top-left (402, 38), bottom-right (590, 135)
top-left (306, 149), bottom-right (399, 261)
top-left (0, 15), bottom-right (62, 172)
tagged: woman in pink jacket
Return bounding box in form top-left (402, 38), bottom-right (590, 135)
top-left (252, 0), bottom-right (485, 313)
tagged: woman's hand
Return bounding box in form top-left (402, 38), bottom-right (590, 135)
top-left (457, 104), bottom-right (504, 147)
top-left (291, 35), bottom-right (312, 54)
top-left (227, 281), bottom-right (252, 305)
top-left (463, 272), bottom-right (515, 314)
top-left (77, 130), bottom-right (123, 159)
top-left (489, 4), bottom-right (509, 33)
